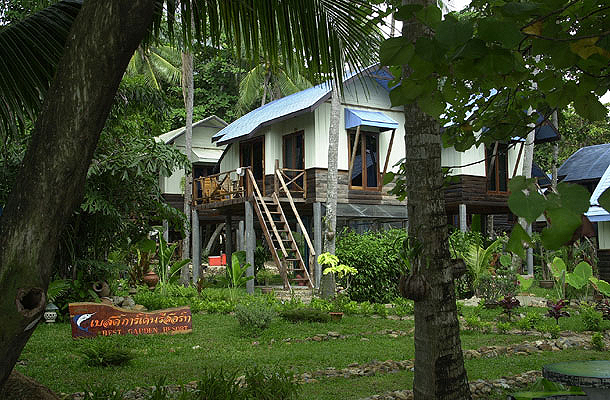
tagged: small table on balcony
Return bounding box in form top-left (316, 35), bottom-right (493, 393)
top-left (543, 360), bottom-right (610, 400)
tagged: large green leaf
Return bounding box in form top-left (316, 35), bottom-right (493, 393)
top-left (507, 223), bottom-right (532, 259)
top-left (541, 208), bottom-right (582, 250)
top-left (590, 277), bottom-right (610, 297)
top-left (379, 37), bottom-right (414, 66)
top-left (508, 189), bottom-right (546, 224)
top-left (0, 0), bottom-right (82, 138)
top-left (549, 257), bottom-right (566, 280)
top-left (557, 183), bottom-right (590, 215)
top-left (598, 187), bottom-right (610, 213)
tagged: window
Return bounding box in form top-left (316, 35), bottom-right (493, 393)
top-left (486, 142), bottom-right (508, 192)
top-left (348, 130), bottom-right (379, 190)
top-left (283, 131), bottom-right (304, 189)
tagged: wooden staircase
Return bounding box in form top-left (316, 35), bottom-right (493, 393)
top-left (246, 168), bottom-right (314, 290)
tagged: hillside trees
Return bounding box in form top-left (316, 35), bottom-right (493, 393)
top-left (0, 0), bottom-right (381, 389)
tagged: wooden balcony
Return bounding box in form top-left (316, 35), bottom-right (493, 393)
top-left (193, 165), bottom-right (307, 208)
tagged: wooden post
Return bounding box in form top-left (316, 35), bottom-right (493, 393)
top-left (162, 220), bottom-right (169, 242)
top-left (245, 201), bottom-right (255, 294)
top-left (191, 209), bottom-right (200, 285)
top-left (225, 215), bottom-right (233, 270)
top-left (347, 125), bottom-right (361, 185)
top-left (274, 159), bottom-right (280, 195)
top-left (459, 204), bottom-right (467, 232)
top-left (313, 202), bottom-right (322, 289)
top-left (238, 220), bottom-right (245, 251)
top-left (381, 128), bottom-right (396, 189)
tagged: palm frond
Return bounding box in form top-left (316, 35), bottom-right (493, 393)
top-left (237, 64), bottom-right (266, 114)
top-left (161, 0), bottom-right (383, 91)
top-left (0, 0), bottom-right (81, 140)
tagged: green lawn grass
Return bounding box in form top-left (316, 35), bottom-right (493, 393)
top-left (15, 308), bottom-right (602, 399)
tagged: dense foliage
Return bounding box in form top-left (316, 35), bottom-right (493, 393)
top-left (535, 105), bottom-right (610, 174)
top-left (336, 228), bottom-right (407, 303)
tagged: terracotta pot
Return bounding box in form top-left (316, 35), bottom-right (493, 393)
top-left (92, 280), bottom-right (110, 297)
top-left (142, 270), bottom-right (159, 289)
top-left (329, 312), bottom-right (343, 321)
top-left (261, 287), bottom-right (273, 294)
top-left (539, 280), bottom-right (554, 289)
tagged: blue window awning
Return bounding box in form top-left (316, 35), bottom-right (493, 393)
top-left (345, 108), bottom-right (399, 132)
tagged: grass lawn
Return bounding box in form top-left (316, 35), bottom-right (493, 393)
top-left (16, 305), bottom-right (603, 399)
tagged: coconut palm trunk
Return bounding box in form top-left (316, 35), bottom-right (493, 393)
top-left (180, 49), bottom-right (194, 284)
top-left (0, 0), bottom-right (154, 387)
top-left (321, 81), bottom-right (340, 298)
top-left (402, 0), bottom-right (471, 398)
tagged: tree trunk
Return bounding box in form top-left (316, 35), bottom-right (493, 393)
top-left (321, 81), bottom-right (340, 298)
top-left (402, 1), bottom-right (471, 398)
top-left (181, 49), bottom-right (194, 285)
top-left (551, 111), bottom-right (559, 192)
top-left (0, 0), bottom-right (153, 388)
top-left (518, 127), bottom-right (536, 274)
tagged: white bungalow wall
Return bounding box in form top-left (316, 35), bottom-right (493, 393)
top-left (161, 124), bottom-right (226, 195)
top-left (599, 221), bottom-right (610, 250)
top-left (218, 76), bottom-right (525, 182)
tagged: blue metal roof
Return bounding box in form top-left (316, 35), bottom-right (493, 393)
top-left (345, 108), bottom-right (398, 132)
top-left (558, 143), bottom-right (610, 183)
top-left (586, 164), bottom-right (610, 221)
top-left (213, 65), bottom-right (389, 145)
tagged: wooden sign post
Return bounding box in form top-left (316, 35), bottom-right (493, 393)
top-left (68, 302), bottom-right (192, 338)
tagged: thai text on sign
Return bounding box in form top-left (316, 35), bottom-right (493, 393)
top-left (68, 302), bottom-right (192, 338)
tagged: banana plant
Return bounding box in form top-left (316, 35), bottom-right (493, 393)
top-left (550, 257), bottom-right (610, 299)
top-left (219, 251), bottom-right (253, 301)
top-left (156, 232), bottom-right (190, 287)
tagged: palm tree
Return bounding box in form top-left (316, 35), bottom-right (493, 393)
top-left (0, 0), bottom-right (381, 389)
top-left (126, 44), bottom-right (182, 90)
top-left (401, 0), bottom-right (471, 398)
top-left (237, 60), bottom-right (312, 113)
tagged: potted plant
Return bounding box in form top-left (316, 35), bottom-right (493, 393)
top-left (256, 268), bottom-right (274, 294)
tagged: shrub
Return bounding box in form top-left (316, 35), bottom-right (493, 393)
top-left (336, 228), bottom-right (407, 303)
top-left (280, 308), bottom-right (331, 323)
top-left (81, 383), bottom-right (125, 400)
top-left (392, 298), bottom-right (414, 316)
top-left (591, 332), bottom-right (605, 351)
top-left (477, 270), bottom-right (519, 303)
top-left (581, 305), bottom-right (603, 331)
top-left (516, 310), bottom-right (544, 331)
top-left (242, 368), bottom-right (300, 400)
top-left (496, 322), bottom-right (511, 334)
top-left (79, 337), bottom-right (134, 367)
top-left (235, 301), bottom-right (276, 333)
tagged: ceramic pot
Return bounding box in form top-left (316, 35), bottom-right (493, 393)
top-left (261, 287), bottom-right (273, 294)
top-left (142, 270), bottom-right (160, 289)
top-left (539, 280), bottom-right (554, 289)
top-left (92, 280), bottom-right (111, 297)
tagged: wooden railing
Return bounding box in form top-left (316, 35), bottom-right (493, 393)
top-left (274, 160), bottom-right (306, 198)
top-left (192, 168), bottom-right (246, 205)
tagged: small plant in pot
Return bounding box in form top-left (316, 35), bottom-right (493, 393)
top-left (256, 269), bottom-right (274, 294)
top-left (318, 252), bottom-right (357, 319)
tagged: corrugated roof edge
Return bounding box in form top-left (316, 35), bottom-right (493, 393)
top-left (156, 115), bottom-right (228, 144)
top-left (212, 64), bottom-right (383, 145)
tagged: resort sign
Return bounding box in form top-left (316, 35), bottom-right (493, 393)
top-left (68, 302), bottom-right (192, 338)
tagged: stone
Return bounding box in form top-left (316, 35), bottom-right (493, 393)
top-left (312, 336), bottom-right (322, 342)
top-left (327, 331), bottom-right (340, 337)
top-left (389, 333), bottom-right (399, 338)
top-left (361, 337), bottom-right (370, 341)
top-left (192, 345), bottom-right (200, 350)
top-left (132, 304), bottom-right (147, 312)
top-left (122, 296), bottom-right (136, 308)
